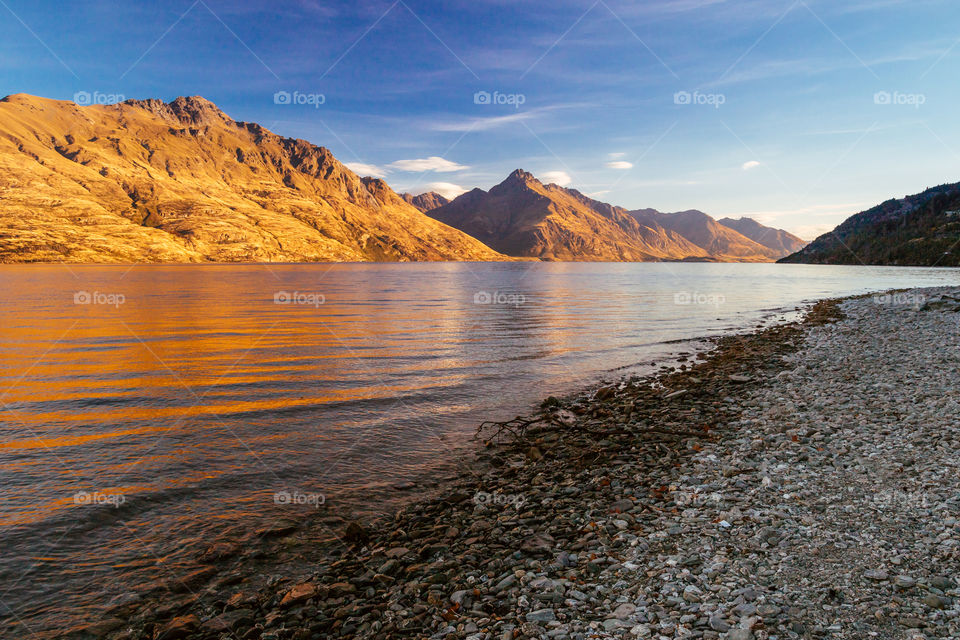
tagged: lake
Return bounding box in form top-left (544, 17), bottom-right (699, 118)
top-left (0, 261), bottom-right (956, 635)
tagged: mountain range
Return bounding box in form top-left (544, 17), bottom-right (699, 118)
top-left (0, 94), bottom-right (804, 264)
top-left (780, 182), bottom-right (960, 266)
top-left (425, 170), bottom-right (804, 261)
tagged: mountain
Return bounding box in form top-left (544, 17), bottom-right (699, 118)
top-left (426, 170), bottom-right (712, 261)
top-left (717, 217), bottom-right (806, 257)
top-left (401, 191), bottom-right (450, 212)
top-left (427, 170), bottom-right (782, 262)
top-left (630, 209), bottom-right (779, 261)
top-left (0, 94), bottom-right (506, 263)
top-left (780, 182), bottom-right (960, 266)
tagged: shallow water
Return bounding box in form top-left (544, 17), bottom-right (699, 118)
top-left (0, 261), bottom-right (956, 634)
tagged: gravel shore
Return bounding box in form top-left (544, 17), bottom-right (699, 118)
top-left (99, 287), bottom-right (960, 640)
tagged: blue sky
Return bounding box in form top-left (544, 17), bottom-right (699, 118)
top-left (2, 0), bottom-right (959, 238)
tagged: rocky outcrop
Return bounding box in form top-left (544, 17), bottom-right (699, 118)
top-left (401, 191), bottom-right (450, 212)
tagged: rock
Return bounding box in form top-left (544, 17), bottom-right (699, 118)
top-left (682, 585), bottom-right (702, 602)
top-left (894, 575), bottom-right (917, 588)
top-left (864, 569), bottom-right (889, 581)
top-left (728, 374), bottom-right (752, 383)
top-left (280, 582), bottom-right (318, 607)
top-left (922, 594), bottom-right (950, 609)
top-left (526, 608), bottom-right (556, 623)
top-left (900, 617), bottom-right (926, 629)
top-left (595, 385), bottom-right (617, 400)
top-left (603, 618), bottom-right (625, 631)
top-left (613, 603), bottom-right (636, 619)
top-left (709, 615), bottom-right (731, 632)
top-left (520, 533), bottom-right (555, 554)
top-left (494, 574), bottom-right (516, 591)
top-left (930, 576), bottom-right (955, 590)
top-left (202, 609), bottom-right (254, 633)
top-left (344, 521), bottom-right (369, 545)
top-left (726, 629), bottom-right (754, 640)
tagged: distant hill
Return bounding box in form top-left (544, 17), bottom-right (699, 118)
top-left (0, 94), bottom-right (506, 263)
top-left (717, 217), bottom-right (807, 257)
top-left (779, 183), bottom-right (960, 266)
top-left (426, 170), bottom-right (713, 261)
top-left (630, 208), bottom-right (780, 261)
top-left (401, 191), bottom-right (450, 212)
top-left (428, 170), bottom-right (793, 262)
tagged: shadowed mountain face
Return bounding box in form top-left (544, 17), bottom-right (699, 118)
top-left (428, 170), bottom-right (789, 262)
top-left (0, 94), bottom-right (506, 263)
top-left (717, 217), bottom-right (806, 257)
top-left (780, 182), bottom-right (960, 266)
top-left (401, 192), bottom-right (450, 213)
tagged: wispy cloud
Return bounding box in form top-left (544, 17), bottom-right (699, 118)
top-left (345, 162), bottom-right (388, 178)
top-left (605, 160), bottom-right (634, 169)
top-left (541, 170), bottom-right (572, 186)
top-left (409, 181), bottom-right (469, 199)
top-left (388, 156), bottom-right (469, 172)
top-left (742, 160), bottom-right (761, 170)
top-left (431, 111), bottom-right (536, 132)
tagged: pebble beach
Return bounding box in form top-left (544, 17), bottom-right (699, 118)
top-left (94, 287), bottom-right (960, 640)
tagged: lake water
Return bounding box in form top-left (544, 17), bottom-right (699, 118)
top-left (0, 261), bottom-right (956, 635)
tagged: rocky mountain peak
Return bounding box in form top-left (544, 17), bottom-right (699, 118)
top-left (123, 95), bottom-right (233, 127)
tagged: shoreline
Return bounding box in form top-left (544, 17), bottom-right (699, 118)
top-left (70, 286), bottom-right (960, 640)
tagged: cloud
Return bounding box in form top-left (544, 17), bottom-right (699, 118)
top-left (742, 160), bottom-right (761, 171)
top-left (608, 152), bottom-right (627, 158)
top-left (605, 161), bottom-right (633, 170)
top-left (541, 171), bottom-right (572, 186)
top-left (431, 111), bottom-right (535, 132)
top-left (345, 162), bottom-right (387, 178)
top-left (412, 182), bottom-right (469, 200)
top-left (388, 157), bottom-right (469, 172)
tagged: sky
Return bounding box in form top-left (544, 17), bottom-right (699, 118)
top-left (2, 0), bottom-right (960, 239)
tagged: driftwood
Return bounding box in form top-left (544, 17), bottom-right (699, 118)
top-left (475, 415), bottom-right (549, 444)
top-left (476, 410), bottom-right (709, 448)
